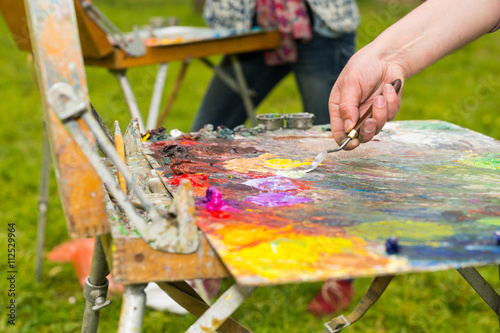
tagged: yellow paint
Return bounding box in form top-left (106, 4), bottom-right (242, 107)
top-left (218, 224), bottom-right (294, 247)
top-left (223, 153), bottom-right (277, 174)
top-left (223, 234), bottom-right (372, 279)
top-left (141, 133), bottom-right (150, 142)
top-left (344, 220), bottom-right (455, 243)
top-left (264, 158), bottom-right (312, 169)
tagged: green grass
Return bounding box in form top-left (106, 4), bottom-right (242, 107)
top-left (1, 0), bottom-right (500, 332)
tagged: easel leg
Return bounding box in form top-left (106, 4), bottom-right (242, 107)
top-left (457, 267), bottom-right (500, 318)
top-left (35, 126), bottom-right (51, 283)
top-left (186, 284), bottom-right (256, 333)
top-left (146, 63), bottom-right (168, 130)
top-left (82, 237), bottom-right (111, 333)
top-left (111, 69), bottom-right (146, 132)
top-left (229, 55), bottom-right (256, 127)
top-left (118, 284), bottom-right (148, 333)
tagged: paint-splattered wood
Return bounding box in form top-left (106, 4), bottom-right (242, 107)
top-left (145, 121), bottom-right (500, 285)
top-left (0, 0), bottom-right (112, 58)
top-left (84, 30), bottom-right (281, 70)
top-left (111, 235), bottom-right (229, 284)
top-left (25, 0), bottom-right (109, 237)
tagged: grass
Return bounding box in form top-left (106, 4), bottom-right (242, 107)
top-left (1, 0), bottom-right (500, 332)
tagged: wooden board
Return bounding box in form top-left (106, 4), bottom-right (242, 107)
top-left (111, 235), bottom-right (229, 284)
top-left (84, 29), bottom-right (281, 70)
top-left (144, 121), bottom-right (500, 285)
top-left (24, 0), bottom-right (109, 237)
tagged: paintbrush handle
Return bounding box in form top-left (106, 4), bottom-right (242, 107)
top-left (348, 79), bottom-right (402, 139)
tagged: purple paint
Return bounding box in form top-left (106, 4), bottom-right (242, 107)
top-left (202, 186), bottom-right (238, 212)
top-left (243, 176), bottom-right (298, 191)
top-left (245, 192), bottom-right (312, 207)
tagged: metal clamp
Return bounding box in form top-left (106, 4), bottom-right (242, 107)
top-left (79, 0), bottom-right (145, 57)
top-left (83, 277), bottom-right (111, 311)
top-left (47, 83), bottom-right (87, 122)
top-left (324, 315), bottom-right (351, 333)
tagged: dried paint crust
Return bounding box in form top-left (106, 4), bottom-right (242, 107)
top-left (145, 121), bottom-right (500, 285)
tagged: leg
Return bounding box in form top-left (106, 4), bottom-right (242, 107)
top-left (186, 284), bottom-right (256, 333)
top-left (118, 284), bottom-right (148, 333)
top-left (191, 53), bottom-right (290, 131)
top-left (146, 63), bottom-right (169, 130)
top-left (111, 69), bottom-right (146, 132)
top-left (82, 237), bottom-right (111, 333)
top-left (293, 32), bottom-right (356, 125)
top-left (35, 126), bottom-right (51, 282)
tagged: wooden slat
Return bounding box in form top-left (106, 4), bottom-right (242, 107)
top-left (85, 30), bottom-right (281, 69)
top-left (25, 0), bottom-right (109, 238)
top-left (112, 235), bottom-right (229, 284)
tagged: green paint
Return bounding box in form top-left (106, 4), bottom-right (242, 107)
top-left (458, 153), bottom-right (500, 170)
top-left (399, 120), bottom-right (454, 131)
top-left (345, 220), bottom-right (455, 242)
top-left (119, 224), bottom-right (127, 235)
top-left (164, 157), bottom-right (172, 164)
top-left (477, 217), bottom-right (500, 226)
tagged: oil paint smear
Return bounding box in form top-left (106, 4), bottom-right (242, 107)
top-left (245, 192), bottom-right (312, 207)
top-left (263, 158), bottom-right (312, 169)
top-left (223, 153), bottom-right (276, 174)
top-left (168, 173), bottom-right (209, 197)
top-left (243, 176), bottom-right (310, 192)
top-left (457, 153), bottom-right (500, 170)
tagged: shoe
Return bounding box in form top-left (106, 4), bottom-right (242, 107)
top-left (307, 279), bottom-right (354, 317)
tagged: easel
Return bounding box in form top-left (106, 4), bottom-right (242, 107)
top-left (0, 0), bottom-right (280, 284)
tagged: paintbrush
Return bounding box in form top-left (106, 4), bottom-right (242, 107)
top-left (114, 120), bottom-right (127, 193)
top-left (303, 79), bottom-right (402, 173)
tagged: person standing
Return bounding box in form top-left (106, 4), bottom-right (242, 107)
top-left (191, 0), bottom-right (359, 131)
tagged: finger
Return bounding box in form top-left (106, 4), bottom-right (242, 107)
top-left (338, 83), bottom-right (362, 133)
top-left (329, 81), bottom-right (362, 145)
top-left (383, 82), bottom-right (402, 121)
top-left (357, 118), bottom-right (378, 143)
top-left (370, 94), bottom-right (388, 136)
top-left (329, 85), bottom-right (346, 145)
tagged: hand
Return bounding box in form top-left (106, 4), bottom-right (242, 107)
top-left (329, 50), bottom-right (406, 150)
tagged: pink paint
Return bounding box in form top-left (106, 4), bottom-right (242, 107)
top-left (245, 192), bottom-right (312, 207)
top-left (203, 186), bottom-right (239, 213)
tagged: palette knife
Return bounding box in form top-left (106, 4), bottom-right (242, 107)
top-left (303, 79), bottom-right (402, 173)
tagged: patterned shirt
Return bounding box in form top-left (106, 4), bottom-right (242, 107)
top-left (203, 0), bottom-right (360, 35)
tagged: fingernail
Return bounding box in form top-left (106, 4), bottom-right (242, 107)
top-left (344, 119), bottom-right (353, 132)
top-left (384, 83), bottom-right (394, 93)
top-left (365, 121), bottom-right (376, 133)
top-left (374, 95), bottom-right (386, 108)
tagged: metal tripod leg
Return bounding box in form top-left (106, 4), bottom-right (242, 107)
top-left (112, 69), bottom-right (146, 132)
top-left (146, 63), bottom-right (168, 130)
top-left (186, 284), bottom-right (256, 333)
top-left (35, 125), bottom-right (51, 282)
top-left (118, 284), bottom-right (148, 333)
top-left (229, 55), bottom-right (256, 126)
top-left (457, 267), bottom-right (500, 321)
top-left (82, 237), bottom-right (111, 333)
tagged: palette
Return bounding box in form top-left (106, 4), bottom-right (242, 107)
top-left (142, 121), bottom-right (500, 286)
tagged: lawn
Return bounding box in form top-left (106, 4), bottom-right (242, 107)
top-left (1, 0), bottom-right (500, 332)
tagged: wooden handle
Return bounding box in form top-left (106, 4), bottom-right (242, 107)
top-left (351, 79), bottom-right (402, 136)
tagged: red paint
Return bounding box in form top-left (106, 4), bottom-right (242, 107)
top-left (169, 173), bottom-right (209, 187)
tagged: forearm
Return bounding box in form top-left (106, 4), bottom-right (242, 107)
top-left (365, 0), bottom-right (500, 79)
